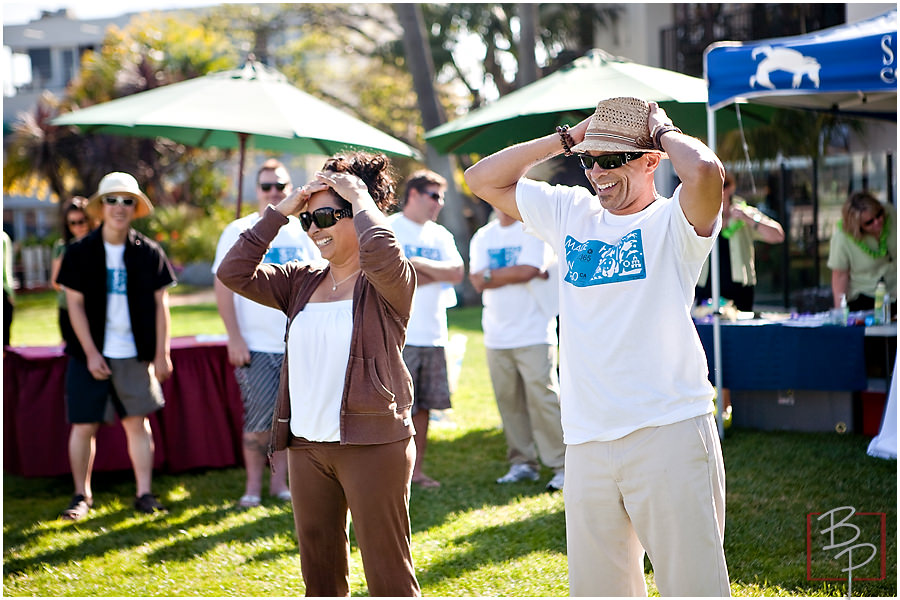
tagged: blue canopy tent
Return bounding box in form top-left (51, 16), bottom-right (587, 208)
top-left (703, 10), bottom-right (898, 437)
top-left (705, 10), bottom-right (897, 119)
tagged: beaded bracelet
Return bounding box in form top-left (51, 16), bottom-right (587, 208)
top-left (556, 125), bottom-right (575, 156)
top-left (652, 124), bottom-right (682, 150)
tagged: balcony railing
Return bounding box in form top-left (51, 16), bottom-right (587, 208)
top-left (660, 4), bottom-right (845, 78)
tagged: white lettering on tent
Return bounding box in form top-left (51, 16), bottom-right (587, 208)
top-left (880, 35), bottom-right (896, 84)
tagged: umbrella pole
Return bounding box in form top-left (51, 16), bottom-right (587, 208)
top-left (236, 133), bottom-right (248, 219)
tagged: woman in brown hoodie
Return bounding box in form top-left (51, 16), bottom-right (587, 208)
top-left (217, 152), bottom-right (420, 597)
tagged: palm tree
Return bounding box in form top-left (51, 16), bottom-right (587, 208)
top-left (3, 92), bottom-right (78, 204)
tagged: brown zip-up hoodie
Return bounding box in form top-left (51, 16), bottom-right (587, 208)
top-left (216, 206), bottom-right (417, 449)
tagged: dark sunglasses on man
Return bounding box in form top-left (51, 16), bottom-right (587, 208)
top-left (299, 206), bottom-right (353, 232)
top-left (103, 195), bottom-right (135, 206)
top-left (424, 191), bottom-right (443, 201)
top-left (575, 152), bottom-right (645, 171)
top-left (260, 182), bottom-right (288, 192)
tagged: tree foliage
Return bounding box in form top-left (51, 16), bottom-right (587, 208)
top-left (718, 108), bottom-right (865, 162)
top-left (419, 3), bottom-right (623, 108)
top-left (4, 13), bottom-right (238, 216)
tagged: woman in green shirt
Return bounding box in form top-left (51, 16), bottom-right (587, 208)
top-left (828, 191), bottom-right (897, 313)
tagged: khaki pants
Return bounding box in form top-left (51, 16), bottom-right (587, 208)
top-left (564, 413), bottom-right (730, 597)
top-left (486, 344), bottom-right (565, 471)
top-left (287, 437), bottom-right (420, 597)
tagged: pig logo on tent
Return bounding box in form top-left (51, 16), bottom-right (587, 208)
top-left (749, 46), bottom-right (821, 90)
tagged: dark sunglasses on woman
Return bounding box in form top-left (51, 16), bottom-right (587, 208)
top-left (575, 152), bottom-right (645, 170)
top-left (299, 206), bottom-right (353, 232)
top-left (863, 210), bottom-right (885, 227)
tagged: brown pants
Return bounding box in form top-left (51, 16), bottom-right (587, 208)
top-left (287, 436), bottom-right (420, 597)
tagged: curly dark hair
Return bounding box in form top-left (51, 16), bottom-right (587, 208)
top-left (321, 151), bottom-right (397, 214)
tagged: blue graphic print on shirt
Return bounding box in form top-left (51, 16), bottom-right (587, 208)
top-left (487, 246), bottom-right (522, 270)
top-left (403, 245), bottom-right (442, 261)
top-left (563, 229), bottom-right (646, 287)
top-left (264, 247), bottom-right (306, 264)
top-left (107, 267), bottom-right (127, 294)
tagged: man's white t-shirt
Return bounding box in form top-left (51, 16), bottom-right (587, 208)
top-left (469, 218), bottom-right (558, 349)
top-left (212, 212), bottom-right (320, 354)
top-left (103, 242), bottom-right (138, 358)
top-left (516, 178), bottom-right (720, 445)
top-left (387, 213), bottom-right (462, 347)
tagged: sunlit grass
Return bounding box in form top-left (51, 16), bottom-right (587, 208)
top-left (4, 296), bottom-right (897, 596)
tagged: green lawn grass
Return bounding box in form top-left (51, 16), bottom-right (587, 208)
top-left (4, 291), bottom-right (896, 596)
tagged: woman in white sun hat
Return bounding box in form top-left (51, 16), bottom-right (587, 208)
top-left (56, 171), bottom-right (176, 520)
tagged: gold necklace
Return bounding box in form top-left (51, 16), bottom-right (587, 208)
top-left (329, 268), bottom-right (360, 292)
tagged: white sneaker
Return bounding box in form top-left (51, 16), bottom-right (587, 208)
top-left (546, 471), bottom-right (564, 492)
top-left (496, 464), bottom-right (540, 484)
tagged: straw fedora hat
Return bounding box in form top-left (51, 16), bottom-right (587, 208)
top-left (570, 97), bottom-right (665, 156)
top-left (87, 172), bottom-right (154, 220)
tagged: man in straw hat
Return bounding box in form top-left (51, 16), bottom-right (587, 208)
top-left (56, 171), bottom-right (176, 520)
top-left (466, 97), bottom-right (729, 596)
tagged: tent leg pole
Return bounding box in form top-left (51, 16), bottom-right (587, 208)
top-left (707, 106), bottom-right (724, 440)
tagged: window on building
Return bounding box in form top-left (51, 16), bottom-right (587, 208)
top-left (27, 47), bottom-right (51, 86)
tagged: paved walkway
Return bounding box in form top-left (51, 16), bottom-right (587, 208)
top-left (170, 286), bottom-right (216, 306)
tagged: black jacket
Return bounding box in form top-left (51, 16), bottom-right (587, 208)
top-left (56, 225), bottom-right (176, 362)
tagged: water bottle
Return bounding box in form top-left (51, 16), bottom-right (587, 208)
top-left (882, 291), bottom-right (891, 324)
top-left (840, 293), bottom-right (849, 326)
top-left (874, 279), bottom-right (886, 325)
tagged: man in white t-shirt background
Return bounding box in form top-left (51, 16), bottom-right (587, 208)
top-left (212, 159), bottom-right (320, 507)
top-left (387, 170), bottom-right (464, 488)
top-left (469, 210), bottom-right (566, 492)
top-left (465, 97), bottom-right (730, 596)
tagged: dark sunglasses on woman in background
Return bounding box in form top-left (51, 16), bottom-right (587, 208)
top-left (103, 195), bottom-right (135, 206)
top-left (299, 206), bottom-right (353, 231)
top-left (260, 182), bottom-right (288, 192)
top-left (863, 210), bottom-right (885, 227)
top-left (68, 218), bottom-right (88, 227)
top-left (575, 152), bottom-right (645, 170)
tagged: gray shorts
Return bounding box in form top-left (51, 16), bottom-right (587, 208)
top-left (65, 356), bottom-right (165, 424)
top-left (234, 351), bottom-right (283, 433)
top-left (402, 345), bottom-right (452, 415)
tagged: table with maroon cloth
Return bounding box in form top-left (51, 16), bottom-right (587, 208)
top-left (4, 336), bottom-right (245, 478)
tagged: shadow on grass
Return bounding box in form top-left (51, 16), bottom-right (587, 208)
top-left (721, 428), bottom-right (896, 597)
top-left (5, 424), bottom-right (895, 597)
top-left (417, 509), bottom-right (566, 588)
top-left (408, 427), bottom-right (564, 531)
top-left (3, 468), bottom-right (297, 576)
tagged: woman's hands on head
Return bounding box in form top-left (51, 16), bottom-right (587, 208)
top-left (275, 169), bottom-right (378, 218)
top-left (315, 170), bottom-right (377, 213)
top-left (275, 180), bottom-right (330, 217)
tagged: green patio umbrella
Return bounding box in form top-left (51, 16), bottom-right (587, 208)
top-left (52, 60), bottom-right (421, 215)
top-left (425, 49), bottom-right (767, 156)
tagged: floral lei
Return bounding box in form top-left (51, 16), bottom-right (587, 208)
top-left (839, 213), bottom-right (892, 259)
